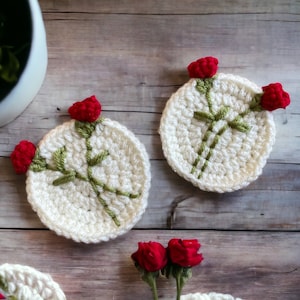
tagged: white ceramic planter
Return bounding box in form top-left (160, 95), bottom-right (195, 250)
top-left (0, 0), bottom-right (47, 127)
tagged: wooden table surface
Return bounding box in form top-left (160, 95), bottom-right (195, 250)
top-left (0, 1), bottom-right (299, 299)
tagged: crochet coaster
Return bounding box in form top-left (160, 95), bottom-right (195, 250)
top-left (11, 96), bottom-right (151, 243)
top-left (181, 292), bottom-right (242, 300)
top-left (0, 264), bottom-right (66, 300)
top-left (159, 56), bottom-right (290, 192)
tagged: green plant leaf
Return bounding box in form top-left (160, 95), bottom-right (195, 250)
top-left (0, 46), bottom-right (20, 83)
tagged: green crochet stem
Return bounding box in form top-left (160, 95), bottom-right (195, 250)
top-left (29, 119), bottom-right (140, 227)
top-left (0, 276), bottom-right (17, 300)
top-left (191, 77), bottom-right (254, 178)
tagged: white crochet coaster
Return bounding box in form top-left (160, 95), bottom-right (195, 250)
top-left (0, 264), bottom-right (66, 300)
top-left (26, 118), bottom-right (151, 243)
top-left (181, 292), bottom-right (242, 300)
top-left (159, 73), bottom-right (276, 192)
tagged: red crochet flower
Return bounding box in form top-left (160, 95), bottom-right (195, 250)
top-left (187, 56), bottom-right (218, 79)
top-left (0, 293), bottom-right (5, 299)
top-left (260, 83), bottom-right (290, 111)
top-left (68, 95), bottom-right (102, 122)
top-left (10, 140), bottom-right (36, 174)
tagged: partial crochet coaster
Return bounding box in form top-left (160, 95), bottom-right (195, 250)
top-left (11, 96), bottom-right (151, 243)
top-left (181, 292), bottom-right (242, 300)
top-left (0, 264), bottom-right (66, 300)
top-left (159, 56), bottom-right (290, 192)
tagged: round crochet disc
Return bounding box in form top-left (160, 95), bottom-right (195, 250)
top-left (26, 118), bottom-right (151, 243)
top-left (0, 264), bottom-right (66, 300)
top-left (181, 292), bottom-right (242, 300)
top-left (159, 73), bottom-right (276, 192)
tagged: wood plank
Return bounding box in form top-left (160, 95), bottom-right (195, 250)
top-left (1, 158), bottom-right (299, 230)
top-left (1, 110), bottom-right (299, 163)
top-left (0, 229), bottom-right (299, 300)
top-left (1, 7), bottom-right (299, 162)
top-left (0, 1), bottom-right (299, 300)
top-left (40, 0), bottom-right (300, 14)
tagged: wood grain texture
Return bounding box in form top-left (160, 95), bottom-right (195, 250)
top-left (0, 0), bottom-right (299, 299)
top-left (1, 158), bottom-right (299, 230)
top-left (0, 230), bottom-right (299, 300)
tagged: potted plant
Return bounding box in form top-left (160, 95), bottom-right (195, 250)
top-left (0, 0), bottom-right (47, 127)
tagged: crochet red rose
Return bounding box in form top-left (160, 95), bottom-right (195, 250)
top-left (0, 292), bottom-right (5, 299)
top-left (68, 95), bottom-right (101, 122)
top-left (10, 140), bottom-right (36, 174)
top-left (260, 83), bottom-right (290, 111)
top-left (131, 241), bottom-right (168, 272)
top-left (168, 238), bottom-right (203, 267)
top-left (187, 56), bottom-right (218, 79)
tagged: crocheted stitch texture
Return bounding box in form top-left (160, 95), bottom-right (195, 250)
top-left (181, 292), bottom-right (242, 300)
top-left (26, 118), bottom-right (151, 243)
top-left (0, 264), bottom-right (66, 300)
top-left (159, 73), bottom-right (276, 193)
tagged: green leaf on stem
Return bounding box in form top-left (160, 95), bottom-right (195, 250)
top-left (52, 170), bottom-right (76, 186)
top-left (88, 149), bottom-right (109, 166)
top-left (53, 146), bottom-right (67, 172)
top-left (29, 149), bottom-right (47, 172)
top-left (75, 120), bottom-right (98, 139)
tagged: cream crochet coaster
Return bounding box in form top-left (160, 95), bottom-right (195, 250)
top-left (181, 292), bottom-right (242, 300)
top-left (159, 73), bottom-right (276, 192)
top-left (26, 118), bottom-right (151, 243)
top-left (0, 264), bottom-right (66, 300)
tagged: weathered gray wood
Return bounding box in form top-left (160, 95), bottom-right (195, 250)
top-left (1, 3), bottom-right (299, 161)
top-left (41, 0), bottom-right (300, 14)
top-left (1, 158), bottom-right (299, 230)
top-left (0, 230), bottom-right (299, 300)
top-left (0, 1), bottom-right (299, 299)
top-left (0, 110), bottom-right (299, 163)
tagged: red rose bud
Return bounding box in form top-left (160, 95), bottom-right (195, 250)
top-left (187, 56), bottom-right (218, 79)
top-left (10, 140), bottom-right (36, 174)
top-left (131, 241), bottom-right (168, 272)
top-left (261, 83), bottom-right (290, 111)
top-left (168, 238), bottom-right (203, 267)
top-left (68, 95), bottom-right (102, 122)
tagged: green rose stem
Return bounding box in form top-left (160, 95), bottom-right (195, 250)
top-left (29, 119), bottom-right (140, 227)
top-left (191, 78), bottom-right (257, 178)
top-left (142, 271), bottom-right (159, 300)
top-left (171, 265), bottom-right (192, 300)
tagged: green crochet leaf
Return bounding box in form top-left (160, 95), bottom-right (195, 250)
top-left (229, 116), bottom-right (251, 133)
top-left (52, 170), bottom-right (76, 186)
top-left (193, 111), bottom-right (214, 122)
top-left (195, 77), bottom-right (215, 94)
top-left (75, 120), bottom-right (98, 139)
top-left (29, 149), bottom-right (47, 172)
top-left (0, 276), bottom-right (17, 300)
top-left (88, 149), bottom-right (109, 166)
top-left (52, 146), bottom-right (66, 172)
